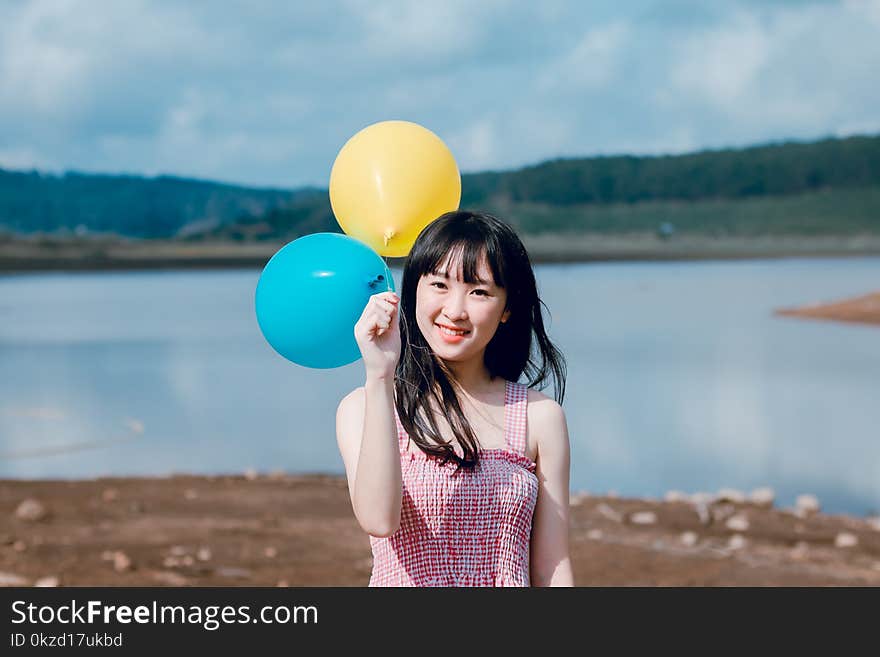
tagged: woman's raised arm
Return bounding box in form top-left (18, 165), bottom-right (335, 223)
top-left (336, 291), bottom-right (403, 537)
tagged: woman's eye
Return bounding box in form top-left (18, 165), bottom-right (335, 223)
top-left (430, 281), bottom-right (446, 289)
top-left (472, 289), bottom-right (489, 296)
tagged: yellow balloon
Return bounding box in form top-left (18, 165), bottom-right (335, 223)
top-left (329, 120), bottom-right (461, 257)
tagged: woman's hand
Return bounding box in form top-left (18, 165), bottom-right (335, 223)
top-left (354, 291), bottom-right (401, 380)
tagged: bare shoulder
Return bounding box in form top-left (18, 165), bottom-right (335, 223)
top-left (337, 386), bottom-right (365, 414)
top-left (526, 388), bottom-right (569, 457)
top-left (526, 388), bottom-right (565, 422)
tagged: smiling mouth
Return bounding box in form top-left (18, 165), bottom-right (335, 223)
top-left (435, 323), bottom-right (471, 336)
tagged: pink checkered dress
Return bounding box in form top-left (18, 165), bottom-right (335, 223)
top-left (368, 380), bottom-right (539, 587)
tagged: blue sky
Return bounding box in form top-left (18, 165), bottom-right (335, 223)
top-left (1, 0), bottom-right (878, 189)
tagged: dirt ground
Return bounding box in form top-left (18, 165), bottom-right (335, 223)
top-left (2, 474), bottom-right (879, 587)
top-left (776, 291), bottom-right (880, 327)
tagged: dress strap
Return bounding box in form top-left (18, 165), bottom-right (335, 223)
top-left (503, 380), bottom-right (528, 456)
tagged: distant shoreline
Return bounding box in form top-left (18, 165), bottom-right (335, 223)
top-left (2, 234), bottom-right (880, 272)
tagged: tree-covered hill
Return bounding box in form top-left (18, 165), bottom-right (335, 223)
top-left (461, 134), bottom-right (880, 206)
top-left (2, 134), bottom-right (879, 240)
top-left (0, 170), bottom-right (307, 238)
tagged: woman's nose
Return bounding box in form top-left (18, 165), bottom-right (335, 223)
top-left (443, 296), bottom-right (469, 321)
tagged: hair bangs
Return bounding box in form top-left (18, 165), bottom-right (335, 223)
top-left (415, 220), bottom-right (507, 290)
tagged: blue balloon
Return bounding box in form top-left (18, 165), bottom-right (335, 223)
top-left (255, 232), bottom-right (394, 369)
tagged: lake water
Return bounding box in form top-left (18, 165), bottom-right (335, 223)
top-left (1, 258), bottom-right (878, 515)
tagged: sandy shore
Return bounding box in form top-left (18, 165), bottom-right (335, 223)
top-left (776, 291), bottom-right (880, 327)
top-left (2, 475), bottom-right (879, 587)
top-left (2, 235), bottom-right (880, 271)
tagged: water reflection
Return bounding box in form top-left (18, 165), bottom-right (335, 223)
top-left (1, 259), bottom-right (878, 514)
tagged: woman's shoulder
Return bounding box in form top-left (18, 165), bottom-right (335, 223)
top-left (337, 385), bottom-right (365, 408)
top-left (524, 386), bottom-right (564, 414)
top-left (336, 387), bottom-right (366, 428)
top-left (524, 386), bottom-right (568, 450)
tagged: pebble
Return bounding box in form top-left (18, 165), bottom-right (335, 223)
top-left (680, 531), bottom-right (699, 547)
top-left (15, 498), bottom-right (48, 522)
top-left (169, 545), bottom-right (187, 557)
top-left (0, 571), bottom-right (29, 586)
top-left (866, 516), bottom-right (880, 532)
top-left (725, 514), bottom-right (750, 532)
top-left (597, 503), bottom-right (623, 523)
top-left (153, 571), bottom-right (188, 586)
top-left (790, 541), bottom-right (810, 560)
top-left (586, 529), bottom-right (603, 540)
top-left (276, 580), bottom-right (289, 587)
top-left (182, 555), bottom-right (194, 566)
top-left (264, 546), bottom-right (278, 559)
top-left (13, 540), bottom-right (26, 553)
top-left (711, 503), bottom-right (736, 523)
top-left (196, 547), bottom-right (212, 561)
top-left (113, 551), bottom-right (132, 572)
top-left (727, 534), bottom-right (747, 550)
top-left (101, 488), bottom-right (119, 502)
top-left (664, 490), bottom-right (687, 503)
top-left (244, 468), bottom-right (258, 481)
top-left (34, 576), bottom-right (59, 587)
top-left (749, 487), bottom-right (775, 508)
top-left (795, 494), bottom-right (820, 516)
top-left (835, 532), bottom-right (858, 548)
top-left (184, 489), bottom-right (198, 501)
top-left (162, 556), bottom-right (181, 568)
top-left (629, 511), bottom-right (657, 525)
top-left (717, 488), bottom-right (745, 504)
top-left (570, 492), bottom-right (590, 506)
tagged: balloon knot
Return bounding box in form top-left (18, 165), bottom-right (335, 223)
top-left (383, 229), bottom-right (395, 247)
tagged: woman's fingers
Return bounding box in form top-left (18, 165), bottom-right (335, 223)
top-left (355, 292), bottom-right (399, 339)
top-left (371, 293), bottom-right (398, 335)
top-left (372, 293), bottom-right (398, 313)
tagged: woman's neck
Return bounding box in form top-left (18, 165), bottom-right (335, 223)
top-left (441, 356), bottom-right (497, 397)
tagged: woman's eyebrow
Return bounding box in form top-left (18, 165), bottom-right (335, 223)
top-left (431, 270), bottom-right (491, 285)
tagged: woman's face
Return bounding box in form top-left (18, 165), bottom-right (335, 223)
top-left (415, 252), bottom-right (510, 363)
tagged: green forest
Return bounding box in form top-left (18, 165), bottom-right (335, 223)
top-left (1, 134), bottom-right (878, 240)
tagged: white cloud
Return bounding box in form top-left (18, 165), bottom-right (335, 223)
top-left (448, 118), bottom-right (497, 170)
top-left (347, 0), bottom-right (485, 60)
top-left (670, 12), bottom-right (770, 108)
top-left (0, 1), bottom-right (878, 187)
top-left (0, 146), bottom-right (57, 171)
top-left (540, 22), bottom-right (630, 91)
top-left (0, 0), bottom-right (90, 119)
top-left (665, 3), bottom-right (880, 135)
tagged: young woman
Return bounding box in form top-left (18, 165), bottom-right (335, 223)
top-left (335, 210), bottom-right (573, 586)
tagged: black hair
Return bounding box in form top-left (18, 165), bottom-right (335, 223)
top-left (394, 210), bottom-right (566, 470)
